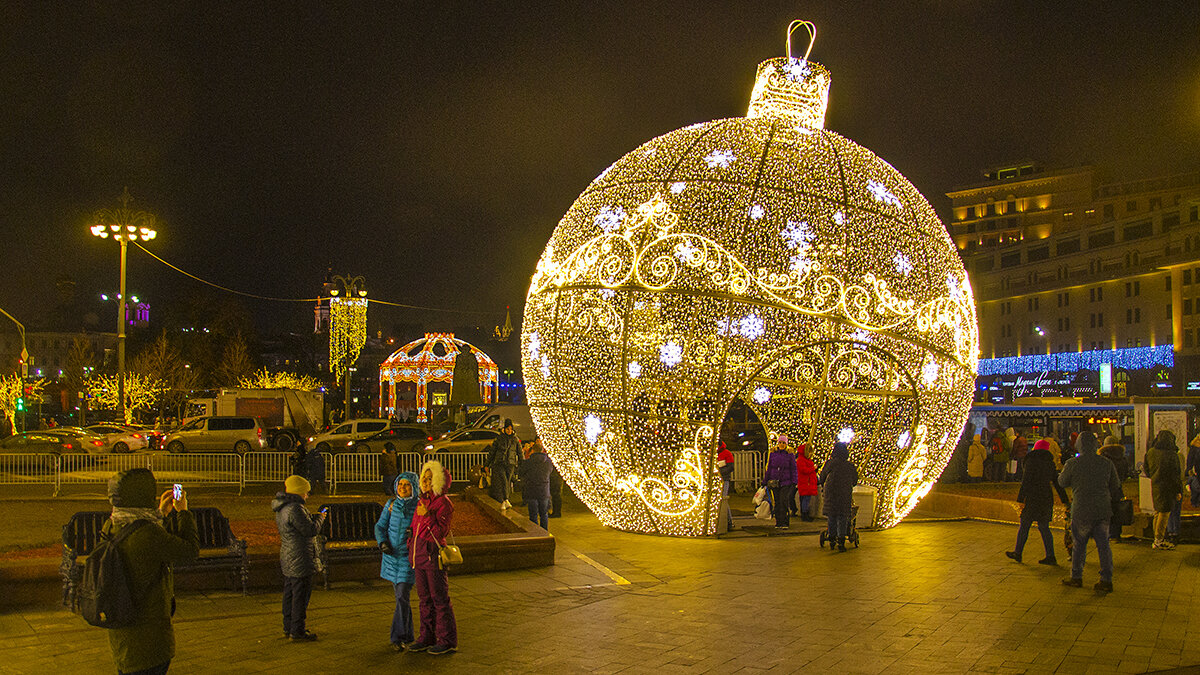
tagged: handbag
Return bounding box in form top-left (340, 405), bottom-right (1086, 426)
top-left (1114, 498), bottom-right (1134, 526)
top-left (766, 479), bottom-right (781, 489)
top-left (437, 531), bottom-right (463, 569)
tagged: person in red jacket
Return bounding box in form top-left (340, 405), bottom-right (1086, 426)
top-left (795, 444), bottom-right (819, 521)
top-left (408, 459), bottom-right (457, 655)
top-left (717, 441), bottom-right (736, 531)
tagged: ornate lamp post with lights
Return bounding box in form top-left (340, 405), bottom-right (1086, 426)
top-left (328, 275), bottom-right (367, 422)
top-left (89, 188), bottom-right (158, 419)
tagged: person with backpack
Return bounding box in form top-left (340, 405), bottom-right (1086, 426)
top-left (374, 471), bottom-right (419, 651)
top-left (98, 468), bottom-right (199, 675)
top-left (272, 474), bottom-right (327, 641)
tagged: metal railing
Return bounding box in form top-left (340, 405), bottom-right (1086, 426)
top-left (430, 452), bottom-right (489, 486)
top-left (731, 450), bottom-right (766, 488)
top-left (0, 453), bottom-right (59, 486)
top-left (244, 451), bottom-right (295, 485)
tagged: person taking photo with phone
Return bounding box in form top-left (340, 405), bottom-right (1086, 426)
top-left (102, 468), bottom-right (199, 675)
top-left (272, 475), bottom-right (327, 641)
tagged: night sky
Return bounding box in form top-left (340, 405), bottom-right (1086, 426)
top-left (2, 2), bottom-right (1198, 336)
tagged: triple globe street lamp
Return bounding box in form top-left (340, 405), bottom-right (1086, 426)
top-left (89, 188), bottom-right (158, 418)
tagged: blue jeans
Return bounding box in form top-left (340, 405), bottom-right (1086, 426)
top-left (723, 480), bottom-right (734, 530)
top-left (391, 581), bottom-right (413, 645)
top-left (1168, 498), bottom-right (1182, 535)
top-left (826, 514), bottom-right (850, 543)
top-left (798, 494), bottom-right (812, 517)
top-left (1013, 509), bottom-right (1054, 560)
top-left (1070, 519), bottom-right (1112, 582)
top-left (527, 498), bottom-right (549, 529)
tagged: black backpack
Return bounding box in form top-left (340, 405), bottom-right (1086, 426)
top-left (79, 519), bottom-right (150, 628)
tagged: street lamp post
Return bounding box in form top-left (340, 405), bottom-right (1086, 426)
top-left (90, 188), bottom-right (158, 421)
top-left (328, 275), bottom-right (368, 423)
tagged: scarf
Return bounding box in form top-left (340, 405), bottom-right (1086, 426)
top-left (111, 506), bottom-right (163, 528)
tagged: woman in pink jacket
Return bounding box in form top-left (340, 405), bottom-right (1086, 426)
top-left (408, 459), bottom-right (457, 655)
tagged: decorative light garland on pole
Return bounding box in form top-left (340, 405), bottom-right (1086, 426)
top-left (328, 275), bottom-right (368, 386)
top-left (521, 21), bottom-right (979, 536)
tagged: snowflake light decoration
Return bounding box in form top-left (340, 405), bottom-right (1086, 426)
top-left (522, 24), bottom-right (978, 535)
top-left (594, 206), bottom-right (626, 233)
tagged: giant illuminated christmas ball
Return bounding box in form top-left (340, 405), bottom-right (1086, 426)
top-left (522, 30), bottom-right (978, 535)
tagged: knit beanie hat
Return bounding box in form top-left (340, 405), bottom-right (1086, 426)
top-left (1032, 439), bottom-right (1050, 451)
top-left (285, 474), bottom-right (312, 495)
top-left (1105, 436), bottom-right (1120, 446)
top-left (504, 418), bottom-right (514, 430)
top-left (108, 468), bottom-right (158, 508)
top-left (776, 434), bottom-right (789, 447)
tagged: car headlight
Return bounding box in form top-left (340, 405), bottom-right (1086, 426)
top-left (307, 437), bottom-right (314, 443)
top-left (424, 444), bottom-right (434, 452)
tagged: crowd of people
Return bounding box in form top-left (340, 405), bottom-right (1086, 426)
top-left (752, 434), bottom-right (857, 551)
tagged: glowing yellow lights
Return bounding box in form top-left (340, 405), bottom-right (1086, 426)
top-left (378, 333), bottom-right (500, 423)
top-left (329, 297), bottom-right (367, 384)
top-left (238, 368), bottom-right (322, 391)
top-left (522, 24), bottom-right (978, 536)
top-left (86, 373), bottom-right (165, 424)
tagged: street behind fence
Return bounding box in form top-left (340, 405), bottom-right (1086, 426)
top-left (0, 450), bottom-right (771, 496)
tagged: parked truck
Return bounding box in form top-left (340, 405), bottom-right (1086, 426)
top-left (185, 388), bottom-right (324, 452)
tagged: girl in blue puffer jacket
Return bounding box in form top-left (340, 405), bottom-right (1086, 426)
top-left (375, 471), bottom-right (419, 650)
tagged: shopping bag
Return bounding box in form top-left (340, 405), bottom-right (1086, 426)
top-left (753, 486), bottom-right (768, 505)
top-left (1114, 499), bottom-right (1134, 526)
top-left (755, 501), bottom-right (773, 520)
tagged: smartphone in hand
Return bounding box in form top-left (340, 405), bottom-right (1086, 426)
top-left (172, 484), bottom-right (182, 500)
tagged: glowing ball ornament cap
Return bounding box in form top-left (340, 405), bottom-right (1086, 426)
top-left (522, 22), bottom-right (979, 536)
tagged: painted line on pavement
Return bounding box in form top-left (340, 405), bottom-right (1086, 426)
top-left (572, 551), bottom-right (631, 585)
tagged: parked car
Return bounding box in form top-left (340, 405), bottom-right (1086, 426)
top-left (347, 425), bottom-right (432, 455)
top-left (0, 430), bottom-right (105, 455)
top-left (84, 424), bottom-right (150, 453)
top-left (469, 404), bottom-right (536, 442)
top-left (306, 418), bottom-right (392, 453)
top-left (163, 416), bottom-right (267, 454)
top-left (422, 428), bottom-right (502, 454)
top-left (125, 424), bottom-right (167, 451)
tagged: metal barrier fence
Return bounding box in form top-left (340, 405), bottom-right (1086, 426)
top-left (1, 448), bottom-right (637, 496)
top-left (0, 453), bottom-right (58, 487)
top-left (430, 452), bottom-right (489, 487)
top-left (731, 450), bottom-right (766, 487)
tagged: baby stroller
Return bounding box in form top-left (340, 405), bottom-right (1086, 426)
top-left (819, 504), bottom-right (860, 548)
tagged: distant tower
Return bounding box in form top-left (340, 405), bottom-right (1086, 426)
top-left (313, 266), bottom-right (333, 333)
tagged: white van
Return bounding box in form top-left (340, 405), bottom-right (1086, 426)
top-left (306, 418), bottom-right (392, 453)
top-left (470, 405), bottom-right (536, 442)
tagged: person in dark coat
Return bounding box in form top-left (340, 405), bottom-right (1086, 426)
top-left (486, 419), bottom-right (522, 509)
top-left (519, 437), bottom-right (553, 529)
top-left (763, 435), bottom-right (798, 529)
top-left (272, 474), bottom-right (327, 641)
top-left (1187, 433), bottom-right (1200, 508)
top-left (101, 468), bottom-right (200, 675)
top-left (1098, 435), bottom-right (1130, 540)
top-left (1006, 439), bottom-right (1069, 565)
top-left (1145, 429), bottom-right (1183, 550)
top-left (819, 441), bottom-right (859, 552)
top-left (304, 447), bottom-right (326, 494)
top-left (1058, 431), bottom-right (1121, 591)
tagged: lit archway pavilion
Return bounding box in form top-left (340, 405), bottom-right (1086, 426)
top-left (379, 333), bottom-right (499, 422)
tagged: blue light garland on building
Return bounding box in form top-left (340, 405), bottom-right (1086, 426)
top-left (978, 345), bottom-right (1174, 377)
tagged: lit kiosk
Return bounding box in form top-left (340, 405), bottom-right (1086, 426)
top-left (521, 22), bottom-right (979, 535)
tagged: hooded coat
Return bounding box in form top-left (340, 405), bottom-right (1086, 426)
top-left (272, 491), bottom-right (323, 577)
top-left (518, 450), bottom-right (553, 501)
top-left (1099, 439), bottom-right (1129, 481)
top-left (1145, 436), bottom-right (1183, 513)
top-left (411, 459), bottom-right (454, 570)
top-left (819, 443), bottom-right (858, 517)
top-left (795, 447), bottom-right (819, 497)
top-left (967, 436), bottom-right (986, 478)
top-left (103, 469), bottom-right (200, 674)
top-left (375, 472), bottom-right (418, 584)
top-left (1016, 446), bottom-right (1069, 521)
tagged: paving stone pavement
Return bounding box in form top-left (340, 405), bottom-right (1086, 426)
top-left (3, 508), bottom-right (1200, 675)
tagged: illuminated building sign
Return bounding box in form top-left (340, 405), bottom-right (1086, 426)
top-left (976, 345), bottom-right (1175, 402)
top-left (1099, 362), bottom-right (1112, 395)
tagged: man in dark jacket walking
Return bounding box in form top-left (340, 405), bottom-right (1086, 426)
top-left (487, 419), bottom-right (522, 510)
top-left (273, 474), bottom-right (327, 641)
top-left (102, 468), bottom-right (200, 675)
top-left (1006, 439), bottom-right (1069, 565)
top-left (1058, 431), bottom-right (1121, 592)
top-left (519, 437), bottom-right (554, 529)
top-left (819, 441), bottom-right (859, 552)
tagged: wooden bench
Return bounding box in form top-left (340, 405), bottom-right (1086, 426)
top-left (61, 507), bottom-right (248, 609)
top-left (316, 501), bottom-right (382, 589)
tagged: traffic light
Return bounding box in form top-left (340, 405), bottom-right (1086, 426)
top-left (15, 397), bottom-right (24, 412)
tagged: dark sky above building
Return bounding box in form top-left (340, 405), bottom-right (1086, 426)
top-left (1, 1), bottom-right (1198, 336)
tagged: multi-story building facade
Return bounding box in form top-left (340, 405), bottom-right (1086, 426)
top-left (946, 164), bottom-right (1200, 400)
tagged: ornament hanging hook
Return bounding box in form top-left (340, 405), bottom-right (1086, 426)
top-left (785, 20), bottom-right (816, 62)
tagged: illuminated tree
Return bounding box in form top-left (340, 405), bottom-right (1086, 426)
top-left (88, 373), bottom-right (166, 424)
top-left (521, 24), bottom-right (978, 535)
top-left (239, 368), bottom-right (322, 391)
top-left (63, 337), bottom-right (96, 424)
top-left (131, 332), bottom-right (197, 423)
top-left (215, 333), bottom-right (255, 387)
top-left (0, 375), bottom-right (44, 429)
